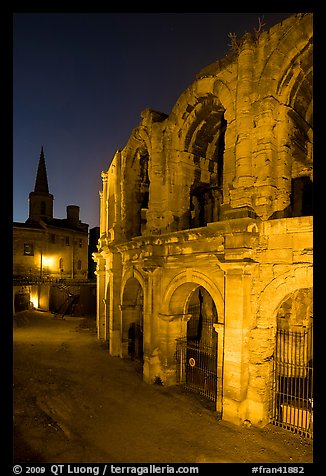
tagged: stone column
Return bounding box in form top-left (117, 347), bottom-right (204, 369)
top-left (251, 96), bottom-right (279, 218)
top-left (235, 34), bottom-right (255, 189)
top-left (108, 252), bottom-right (123, 356)
top-left (100, 172), bottom-right (108, 238)
top-left (157, 313), bottom-right (191, 386)
top-left (274, 105), bottom-right (294, 213)
top-left (95, 257), bottom-right (106, 340)
top-left (222, 267), bottom-right (251, 425)
top-left (108, 151), bottom-right (122, 241)
top-left (248, 326), bottom-right (275, 426)
top-left (142, 268), bottom-right (154, 383)
top-left (213, 322), bottom-right (225, 416)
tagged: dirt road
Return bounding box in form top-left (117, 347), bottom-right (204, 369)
top-left (13, 310), bottom-right (313, 464)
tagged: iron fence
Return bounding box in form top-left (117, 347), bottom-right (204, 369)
top-left (176, 337), bottom-right (218, 403)
top-left (272, 326), bottom-right (313, 438)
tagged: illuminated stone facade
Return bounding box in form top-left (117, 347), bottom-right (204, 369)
top-left (13, 148), bottom-right (90, 312)
top-left (94, 13), bottom-right (313, 427)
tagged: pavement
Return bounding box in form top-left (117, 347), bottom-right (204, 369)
top-left (13, 310), bottom-right (314, 467)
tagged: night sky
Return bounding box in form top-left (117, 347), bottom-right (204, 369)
top-left (13, 12), bottom-right (295, 230)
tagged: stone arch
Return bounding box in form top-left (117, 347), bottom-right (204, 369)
top-left (249, 265), bottom-right (313, 368)
top-left (169, 75), bottom-right (235, 159)
top-left (248, 14), bottom-right (312, 219)
top-left (121, 271), bottom-right (145, 361)
top-left (275, 44), bottom-right (312, 217)
top-left (256, 14), bottom-right (312, 102)
top-left (259, 15), bottom-right (312, 219)
top-left (247, 265), bottom-right (313, 425)
top-left (161, 64), bottom-right (237, 231)
top-left (257, 265), bottom-right (312, 331)
top-left (276, 288), bottom-right (313, 331)
top-left (177, 94), bottom-right (226, 159)
top-left (270, 286), bottom-right (313, 436)
top-left (212, 78), bottom-right (236, 123)
top-left (120, 267), bottom-right (147, 305)
top-left (161, 269), bottom-right (224, 322)
top-left (121, 129), bottom-right (151, 239)
top-left (159, 269), bottom-right (224, 410)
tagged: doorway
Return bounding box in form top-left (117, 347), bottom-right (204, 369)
top-left (176, 286), bottom-right (218, 405)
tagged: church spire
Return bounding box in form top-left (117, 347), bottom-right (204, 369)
top-left (27, 146), bottom-right (54, 223)
top-left (34, 146), bottom-right (49, 193)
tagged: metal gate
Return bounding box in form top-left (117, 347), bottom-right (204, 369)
top-left (176, 299), bottom-right (218, 404)
top-left (272, 325), bottom-right (313, 438)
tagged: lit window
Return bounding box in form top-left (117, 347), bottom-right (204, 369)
top-left (24, 243), bottom-right (34, 256)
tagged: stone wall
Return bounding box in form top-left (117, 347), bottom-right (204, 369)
top-left (93, 13), bottom-right (313, 428)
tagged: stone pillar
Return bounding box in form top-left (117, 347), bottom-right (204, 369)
top-left (108, 150), bottom-right (122, 241)
top-left (100, 172), bottom-right (108, 238)
top-left (95, 258), bottom-right (106, 340)
top-left (251, 96), bottom-right (279, 218)
top-left (222, 267), bottom-right (251, 425)
top-left (274, 106), bottom-right (294, 213)
top-left (213, 322), bottom-right (225, 416)
top-left (252, 97), bottom-right (278, 187)
top-left (108, 252), bottom-right (123, 356)
top-left (235, 34), bottom-right (255, 189)
top-left (167, 157), bottom-right (194, 231)
top-left (142, 269), bottom-right (154, 383)
top-left (158, 313), bottom-right (191, 386)
top-left (247, 326), bottom-right (275, 426)
top-left (145, 159), bottom-right (167, 234)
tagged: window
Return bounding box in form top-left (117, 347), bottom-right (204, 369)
top-left (77, 260), bottom-right (82, 270)
top-left (66, 236), bottom-right (70, 246)
top-left (79, 239), bottom-right (83, 248)
top-left (59, 258), bottom-right (64, 270)
top-left (50, 233), bottom-right (56, 243)
top-left (291, 176), bottom-right (313, 217)
top-left (24, 243), bottom-right (34, 256)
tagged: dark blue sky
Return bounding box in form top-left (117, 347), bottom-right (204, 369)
top-left (13, 12), bottom-right (294, 229)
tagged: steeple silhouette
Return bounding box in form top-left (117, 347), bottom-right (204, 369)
top-left (34, 146), bottom-right (49, 193)
top-left (27, 146), bottom-right (54, 223)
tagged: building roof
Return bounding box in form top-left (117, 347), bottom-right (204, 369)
top-left (41, 217), bottom-right (88, 233)
top-left (14, 218), bottom-right (88, 234)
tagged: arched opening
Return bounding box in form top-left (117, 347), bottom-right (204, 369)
top-left (187, 109), bottom-right (226, 229)
top-left (171, 93), bottom-right (227, 231)
top-left (290, 176), bottom-right (313, 217)
top-left (190, 184), bottom-right (222, 228)
top-left (123, 147), bottom-right (150, 240)
top-left (121, 277), bottom-right (144, 362)
top-left (272, 288), bottom-right (313, 438)
top-left (176, 286), bottom-right (219, 408)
